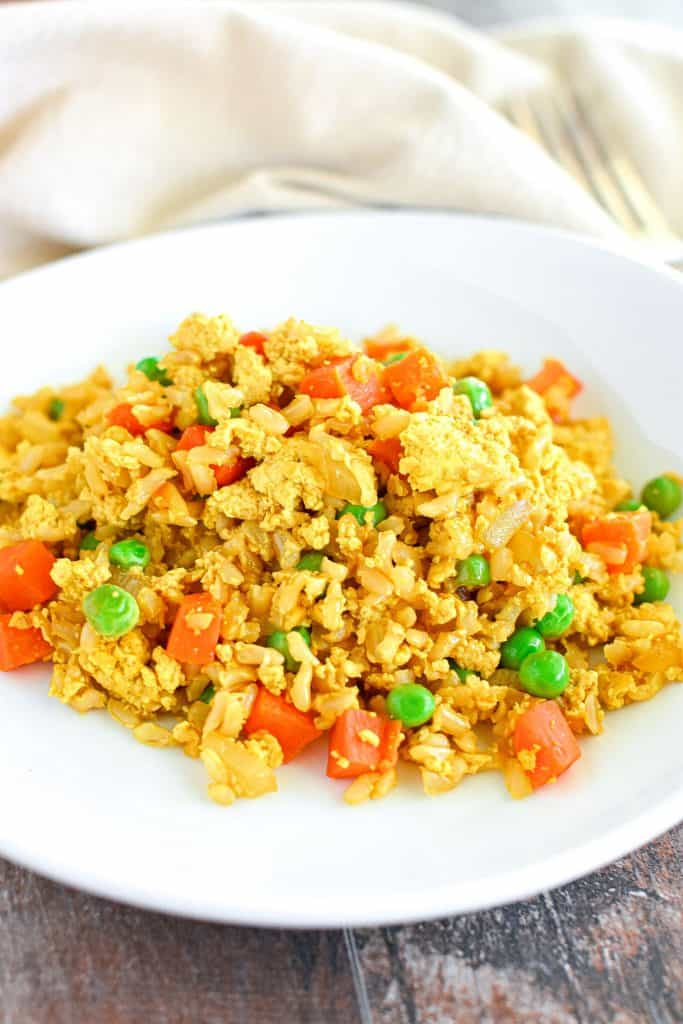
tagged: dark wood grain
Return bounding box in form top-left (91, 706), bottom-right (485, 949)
top-left (356, 824), bottom-right (683, 1023)
top-left (0, 859), bottom-right (360, 1024)
top-left (0, 825), bottom-right (679, 1023)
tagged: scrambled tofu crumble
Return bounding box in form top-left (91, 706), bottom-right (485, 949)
top-left (0, 315), bottom-right (681, 807)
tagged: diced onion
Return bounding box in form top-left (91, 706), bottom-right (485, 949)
top-left (484, 500), bottom-right (530, 549)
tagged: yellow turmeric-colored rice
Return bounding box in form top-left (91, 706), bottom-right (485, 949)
top-left (1, 314), bottom-right (682, 807)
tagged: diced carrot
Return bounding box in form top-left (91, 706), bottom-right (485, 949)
top-left (0, 614), bottom-right (52, 671)
top-left (0, 541), bottom-right (57, 612)
top-left (176, 426), bottom-right (253, 488)
top-left (527, 358), bottom-right (582, 400)
top-left (176, 424), bottom-right (213, 451)
top-left (513, 700), bottom-right (581, 789)
top-left (213, 454), bottom-right (254, 488)
top-left (582, 510), bottom-right (651, 574)
top-left (338, 359), bottom-right (390, 413)
top-left (368, 437), bottom-right (403, 474)
top-left (239, 331), bottom-right (267, 356)
top-left (166, 592), bottom-right (222, 665)
top-left (107, 403), bottom-right (143, 434)
top-left (299, 362), bottom-right (345, 401)
top-left (107, 403), bottom-right (174, 436)
top-left (299, 357), bottom-right (390, 414)
top-left (377, 719), bottom-right (403, 773)
top-left (326, 708), bottom-right (398, 779)
top-left (244, 687), bottom-right (321, 763)
top-left (382, 348), bottom-right (449, 410)
top-left (363, 336), bottom-right (416, 362)
top-left (527, 359), bottom-right (582, 421)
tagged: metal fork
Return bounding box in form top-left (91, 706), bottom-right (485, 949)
top-left (503, 87), bottom-right (677, 242)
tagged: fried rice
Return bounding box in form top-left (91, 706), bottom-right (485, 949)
top-left (1, 314), bottom-right (681, 806)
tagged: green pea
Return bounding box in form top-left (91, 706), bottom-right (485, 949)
top-left (297, 551), bottom-right (324, 572)
top-left (615, 499), bottom-right (641, 512)
top-left (83, 584), bottom-right (139, 638)
top-left (455, 554), bottom-right (491, 589)
top-left (136, 356), bottom-right (173, 386)
top-left (386, 683), bottom-right (436, 728)
top-left (337, 501), bottom-right (387, 528)
top-left (199, 683), bottom-right (216, 705)
top-left (641, 475), bottom-right (682, 519)
top-left (383, 352), bottom-right (408, 366)
top-left (500, 627), bottom-right (545, 671)
top-left (573, 571), bottom-right (586, 585)
top-left (519, 650), bottom-right (570, 698)
top-left (536, 594), bottom-right (574, 638)
top-left (230, 407), bottom-right (242, 419)
top-left (194, 386), bottom-right (218, 427)
top-left (635, 566), bottom-right (669, 605)
top-left (79, 531), bottom-right (100, 551)
top-left (453, 377), bottom-right (493, 418)
top-left (266, 626), bottom-right (311, 672)
top-left (109, 538), bottom-right (151, 570)
top-left (48, 397), bottom-right (65, 421)
top-left (447, 658), bottom-right (473, 683)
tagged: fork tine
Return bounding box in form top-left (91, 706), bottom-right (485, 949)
top-left (570, 92), bottom-right (677, 240)
top-left (505, 89), bottom-right (677, 241)
top-left (505, 96), bottom-right (588, 190)
top-left (520, 95), bottom-right (596, 198)
top-left (504, 93), bottom-right (634, 232)
top-left (548, 90), bottom-right (642, 234)
top-left (503, 97), bottom-right (545, 148)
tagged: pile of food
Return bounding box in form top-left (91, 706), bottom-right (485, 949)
top-left (1, 316), bottom-right (681, 806)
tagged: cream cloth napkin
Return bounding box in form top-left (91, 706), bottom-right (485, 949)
top-left (2, 1), bottom-right (682, 278)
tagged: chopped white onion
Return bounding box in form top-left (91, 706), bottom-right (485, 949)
top-left (484, 500), bottom-right (531, 549)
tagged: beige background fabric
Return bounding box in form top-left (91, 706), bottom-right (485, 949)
top-left (2, 1), bottom-right (682, 277)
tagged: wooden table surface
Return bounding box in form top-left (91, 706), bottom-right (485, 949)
top-left (2, 1), bottom-right (683, 1022)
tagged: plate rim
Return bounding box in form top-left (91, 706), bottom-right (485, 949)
top-left (1, 208), bottom-right (682, 928)
top-left (3, 206), bottom-right (682, 292)
top-left (0, 774), bottom-right (680, 928)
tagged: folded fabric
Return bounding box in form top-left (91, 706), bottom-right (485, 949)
top-left (1, 1), bottom-right (681, 277)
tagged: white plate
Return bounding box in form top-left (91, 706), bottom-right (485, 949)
top-left (1, 211), bottom-right (682, 928)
